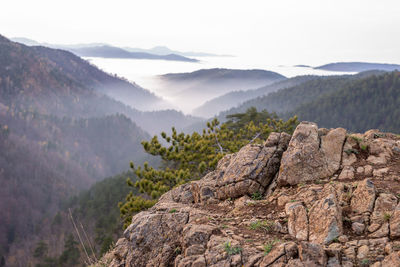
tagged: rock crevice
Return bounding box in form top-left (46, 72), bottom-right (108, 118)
top-left (97, 122), bottom-right (400, 267)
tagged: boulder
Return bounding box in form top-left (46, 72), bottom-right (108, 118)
top-left (309, 188), bottom-right (343, 244)
top-left (298, 242), bottom-right (327, 266)
top-left (285, 202), bottom-right (308, 241)
top-left (217, 132), bottom-right (290, 199)
top-left (382, 252), bottom-right (400, 266)
top-left (277, 122), bottom-right (346, 186)
top-left (119, 211), bottom-right (189, 266)
top-left (350, 179), bottom-right (376, 214)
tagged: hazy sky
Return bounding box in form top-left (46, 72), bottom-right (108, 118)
top-left (2, 0), bottom-right (400, 65)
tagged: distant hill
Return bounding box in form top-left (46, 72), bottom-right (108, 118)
top-left (69, 45), bottom-right (199, 62)
top-left (157, 68), bottom-right (287, 114)
top-left (11, 37), bottom-right (199, 62)
top-left (0, 34), bottom-right (201, 265)
top-left (192, 75), bottom-right (317, 118)
top-left (0, 34), bottom-right (200, 134)
top-left (291, 71), bottom-right (400, 133)
top-left (123, 45), bottom-right (230, 57)
top-left (218, 70), bottom-right (385, 121)
top-left (1, 35), bottom-right (167, 112)
top-left (315, 62), bottom-right (400, 72)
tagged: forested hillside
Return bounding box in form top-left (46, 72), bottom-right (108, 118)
top-left (0, 110), bottom-right (153, 264)
top-left (0, 35), bottom-right (186, 265)
top-left (6, 172), bottom-right (139, 266)
top-left (291, 71), bottom-right (400, 133)
top-left (192, 75), bottom-right (317, 118)
top-left (218, 70), bottom-right (384, 120)
top-left (156, 68), bottom-right (287, 113)
top-left (0, 34), bottom-right (164, 111)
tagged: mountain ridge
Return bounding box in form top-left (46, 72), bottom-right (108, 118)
top-left (96, 122), bottom-right (400, 267)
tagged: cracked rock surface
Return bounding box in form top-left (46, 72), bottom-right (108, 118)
top-left (96, 122), bottom-right (400, 267)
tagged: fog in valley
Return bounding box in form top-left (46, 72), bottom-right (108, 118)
top-left (1, 0), bottom-right (400, 266)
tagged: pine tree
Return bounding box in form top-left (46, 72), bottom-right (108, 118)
top-left (59, 234), bottom-right (80, 266)
top-left (119, 108), bottom-right (298, 227)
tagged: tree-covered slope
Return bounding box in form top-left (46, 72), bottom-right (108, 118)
top-left (218, 71), bottom-right (385, 120)
top-left (291, 71), bottom-right (400, 133)
top-left (192, 75), bottom-right (317, 118)
top-left (0, 34), bottom-right (165, 111)
top-left (6, 172), bottom-right (140, 266)
top-left (315, 62), bottom-right (400, 72)
top-left (157, 68), bottom-right (287, 113)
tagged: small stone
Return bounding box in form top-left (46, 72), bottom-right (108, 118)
top-left (339, 166), bottom-right (355, 180)
top-left (370, 262), bottom-right (381, 267)
top-left (382, 252), bottom-right (400, 266)
top-left (364, 165), bottom-right (373, 176)
top-left (369, 223), bottom-right (381, 233)
top-left (367, 155), bottom-right (388, 165)
top-left (385, 243), bottom-right (393, 255)
top-left (358, 239), bottom-right (369, 246)
top-left (352, 222), bottom-right (365, 235)
top-left (356, 166), bottom-right (364, 174)
top-left (373, 167), bottom-right (390, 177)
top-left (341, 261), bottom-right (354, 267)
top-left (343, 247), bottom-right (356, 260)
top-left (357, 245), bottom-right (369, 259)
top-left (277, 195), bottom-right (291, 207)
top-left (369, 223), bottom-right (389, 238)
top-left (338, 235), bottom-right (348, 243)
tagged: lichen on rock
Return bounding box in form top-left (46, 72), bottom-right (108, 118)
top-left (96, 122), bottom-right (400, 267)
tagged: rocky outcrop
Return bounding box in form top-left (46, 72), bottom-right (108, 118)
top-left (277, 122), bottom-right (346, 186)
top-left (97, 122), bottom-right (400, 267)
top-left (216, 132), bottom-right (291, 200)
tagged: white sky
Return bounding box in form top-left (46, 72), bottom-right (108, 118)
top-left (2, 0), bottom-right (400, 65)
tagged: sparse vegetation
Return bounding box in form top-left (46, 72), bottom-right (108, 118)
top-left (249, 220), bottom-right (274, 232)
top-left (383, 213), bottom-right (392, 222)
top-left (263, 239), bottom-right (280, 255)
top-left (360, 259), bottom-right (370, 266)
top-left (344, 148), bottom-right (359, 155)
top-left (251, 191), bottom-right (263, 200)
top-left (350, 136), bottom-right (363, 143)
top-left (331, 237), bottom-right (339, 243)
top-left (174, 247), bottom-right (181, 255)
top-left (223, 241), bottom-right (242, 255)
top-left (169, 209), bottom-right (177, 213)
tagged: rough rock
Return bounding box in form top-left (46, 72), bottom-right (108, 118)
top-left (350, 179), bottom-right (376, 214)
top-left (338, 166), bottom-right (355, 180)
top-left (216, 132), bottom-right (290, 200)
top-left (352, 222), bottom-right (365, 235)
top-left (341, 136), bottom-right (358, 167)
top-left (390, 203), bottom-right (400, 238)
top-left (277, 122), bottom-right (346, 186)
top-left (308, 187), bottom-right (343, 244)
top-left (381, 252), bottom-right (400, 266)
top-left (97, 123), bottom-right (400, 267)
top-left (285, 202), bottom-right (308, 241)
top-left (298, 242), bottom-right (327, 266)
top-left (370, 193), bottom-right (397, 225)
